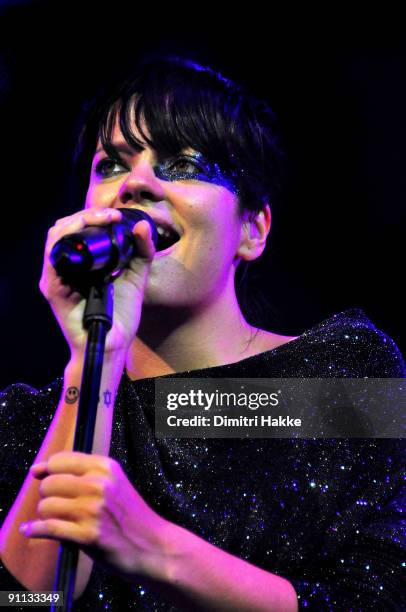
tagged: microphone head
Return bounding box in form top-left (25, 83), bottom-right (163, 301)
top-left (50, 208), bottom-right (159, 295)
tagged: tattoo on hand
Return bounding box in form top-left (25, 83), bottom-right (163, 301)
top-left (103, 389), bottom-right (112, 406)
top-left (65, 386), bottom-right (79, 404)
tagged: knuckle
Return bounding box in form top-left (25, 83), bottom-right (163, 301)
top-left (100, 479), bottom-right (111, 497)
top-left (98, 477), bottom-right (112, 498)
top-left (38, 479), bottom-right (49, 498)
top-left (110, 458), bottom-right (123, 476)
top-left (55, 217), bottom-right (68, 226)
top-left (86, 475), bottom-right (107, 497)
top-left (46, 226), bottom-right (60, 243)
top-left (90, 456), bottom-right (114, 477)
top-left (101, 458), bottom-right (121, 482)
top-left (38, 474), bottom-right (58, 497)
top-left (84, 524), bottom-right (101, 546)
top-left (87, 499), bottom-right (104, 518)
top-left (37, 498), bottom-right (50, 518)
top-left (48, 451), bottom-right (68, 469)
top-left (101, 457), bottom-right (113, 473)
top-left (51, 450), bottom-right (68, 460)
top-left (38, 272), bottom-right (51, 293)
top-left (43, 519), bottom-right (59, 536)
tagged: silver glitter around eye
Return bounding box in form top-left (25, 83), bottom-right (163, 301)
top-left (154, 153), bottom-right (240, 196)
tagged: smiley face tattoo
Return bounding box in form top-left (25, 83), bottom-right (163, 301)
top-left (65, 386), bottom-right (79, 404)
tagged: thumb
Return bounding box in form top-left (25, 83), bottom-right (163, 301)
top-left (132, 220), bottom-right (156, 261)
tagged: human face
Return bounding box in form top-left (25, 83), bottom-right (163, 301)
top-left (85, 119), bottom-right (245, 309)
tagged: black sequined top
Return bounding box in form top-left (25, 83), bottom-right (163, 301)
top-left (0, 308), bottom-right (405, 611)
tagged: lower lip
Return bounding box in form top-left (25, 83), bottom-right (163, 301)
top-left (154, 240), bottom-right (180, 258)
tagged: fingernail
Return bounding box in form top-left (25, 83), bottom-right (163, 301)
top-left (30, 462), bottom-right (47, 473)
top-left (19, 523), bottom-right (28, 534)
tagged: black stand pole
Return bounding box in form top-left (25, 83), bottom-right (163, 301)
top-left (51, 282), bottom-right (114, 612)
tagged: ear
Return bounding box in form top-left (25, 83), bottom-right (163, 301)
top-left (236, 203), bottom-right (271, 262)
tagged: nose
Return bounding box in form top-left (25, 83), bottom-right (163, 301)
top-left (118, 160), bottom-right (165, 206)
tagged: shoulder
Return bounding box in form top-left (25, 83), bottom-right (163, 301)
top-left (299, 307), bottom-right (406, 377)
top-left (0, 378), bottom-right (63, 415)
top-left (252, 308), bottom-right (405, 378)
top-left (0, 378), bottom-right (63, 458)
top-left (0, 378), bottom-right (62, 526)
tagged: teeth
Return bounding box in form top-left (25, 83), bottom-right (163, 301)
top-left (157, 225), bottom-right (175, 239)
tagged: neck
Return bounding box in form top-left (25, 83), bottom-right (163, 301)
top-left (125, 279), bottom-right (257, 380)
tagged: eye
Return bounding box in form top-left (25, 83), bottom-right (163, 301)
top-left (94, 157), bottom-right (128, 178)
top-left (166, 155), bottom-right (205, 175)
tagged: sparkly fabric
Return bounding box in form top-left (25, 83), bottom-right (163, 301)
top-left (0, 308), bottom-right (405, 611)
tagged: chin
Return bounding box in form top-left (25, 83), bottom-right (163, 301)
top-left (142, 280), bottom-right (204, 312)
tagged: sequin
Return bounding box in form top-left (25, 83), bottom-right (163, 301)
top-left (0, 308), bottom-right (405, 610)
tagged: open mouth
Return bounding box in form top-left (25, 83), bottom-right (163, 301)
top-left (155, 225), bottom-right (181, 252)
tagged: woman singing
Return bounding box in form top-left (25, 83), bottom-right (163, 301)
top-left (0, 55), bottom-right (404, 611)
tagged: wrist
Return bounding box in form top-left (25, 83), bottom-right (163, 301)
top-left (63, 350), bottom-right (128, 399)
top-left (68, 347), bottom-right (128, 370)
top-left (141, 519), bottom-right (195, 587)
top-left (138, 521), bottom-right (299, 612)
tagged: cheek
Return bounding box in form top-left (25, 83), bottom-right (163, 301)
top-left (143, 186), bottom-right (242, 306)
top-left (84, 180), bottom-right (122, 210)
top-left (169, 186), bottom-right (242, 279)
top-left (184, 190), bottom-right (241, 257)
top-left (176, 185), bottom-right (240, 238)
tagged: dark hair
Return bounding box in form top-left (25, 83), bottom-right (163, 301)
top-left (73, 55), bottom-right (285, 327)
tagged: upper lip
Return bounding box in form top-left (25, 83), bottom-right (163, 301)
top-left (126, 207), bottom-right (182, 238)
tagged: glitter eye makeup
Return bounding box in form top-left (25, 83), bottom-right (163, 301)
top-left (93, 149), bottom-right (240, 195)
top-left (154, 152), bottom-right (240, 195)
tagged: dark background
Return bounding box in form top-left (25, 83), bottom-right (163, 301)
top-left (0, 1), bottom-right (405, 388)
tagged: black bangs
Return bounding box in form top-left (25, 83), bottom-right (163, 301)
top-left (99, 61), bottom-right (240, 173)
top-left (74, 56), bottom-right (285, 214)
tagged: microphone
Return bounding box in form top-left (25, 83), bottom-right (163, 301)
top-left (50, 208), bottom-right (158, 293)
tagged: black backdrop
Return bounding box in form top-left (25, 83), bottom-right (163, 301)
top-left (1, 1), bottom-right (405, 388)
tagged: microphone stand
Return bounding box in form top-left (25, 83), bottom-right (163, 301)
top-left (51, 281), bottom-right (114, 612)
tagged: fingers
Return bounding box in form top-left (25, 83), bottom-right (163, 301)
top-left (54, 208), bottom-right (119, 226)
top-left (36, 495), bottom-right (102, 522)
top-left (40, 208), bottom-right (123, 299)
top-left (30, 451), bottom-right (114, 478)
top-left (44, 208), bottom-right (122, 260)
top-left (34, 473), bottom-right (110, 501)
top-left (22, 452), bottom-right (121, 547)
top-left (38, 208), bottom-right (155, 354)
top-left (19, 518), bottom-right (98, 546)
top-left (40, 208), bottom-right (156, 298)
top-left (132, 219), bottom-right (156, 261)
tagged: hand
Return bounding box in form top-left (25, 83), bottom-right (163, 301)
top-left (20, 452), bottom-right (170, 583)
top-left (39, 208), bottom-right (155, 355)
